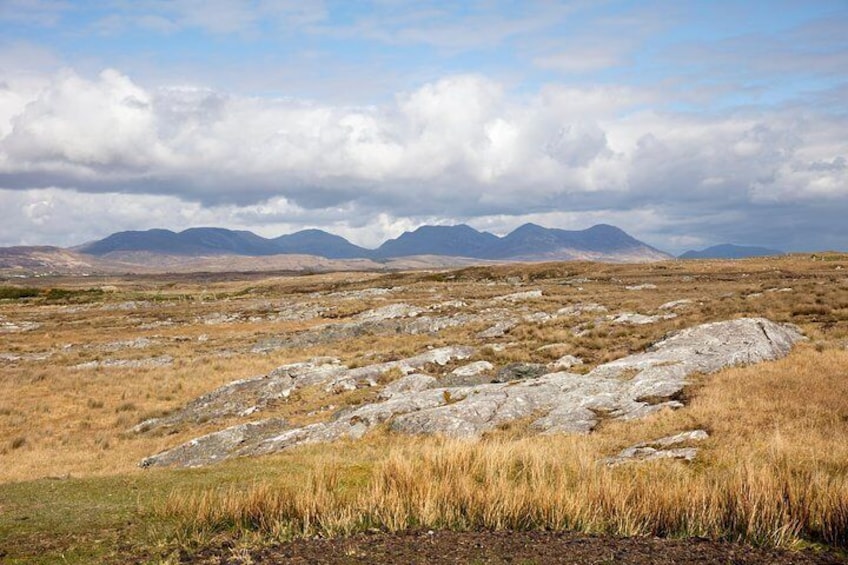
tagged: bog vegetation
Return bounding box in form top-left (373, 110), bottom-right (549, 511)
top-left (1, 255), bottom-right (847, 563)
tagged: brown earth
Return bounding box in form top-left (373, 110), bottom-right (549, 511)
top-left (184, 531), bottom-right (847, 564)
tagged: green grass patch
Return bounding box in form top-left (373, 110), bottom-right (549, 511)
top-left (0, 287), bottom-right (40, 300)
top-left (0, 442), bottom-right (380, 564)
top-left (44, 287), bottom-right (105, 303)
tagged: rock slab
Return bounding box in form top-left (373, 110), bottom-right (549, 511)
top-left (140, 318), bottom-right (803, 468)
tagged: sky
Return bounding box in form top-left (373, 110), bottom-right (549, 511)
top-left (0, 0), bottom-right (846, 253)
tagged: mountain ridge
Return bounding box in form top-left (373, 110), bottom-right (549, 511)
top-left (75, 224), bottom-right (671, 262)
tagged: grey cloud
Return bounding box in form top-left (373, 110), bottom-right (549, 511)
top-left (0, 69), bottom-right (846, 252)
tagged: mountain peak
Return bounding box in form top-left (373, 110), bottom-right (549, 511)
top-left (375, 224), bottom-right (499, 258)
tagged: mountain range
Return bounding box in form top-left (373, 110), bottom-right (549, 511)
top-left (679, 244), bottom-right (784, 260)
top-left (75, 223), bottom-right (672, 263)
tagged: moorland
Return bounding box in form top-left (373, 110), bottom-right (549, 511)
top-left (1, 255), bottom-right (848, 563)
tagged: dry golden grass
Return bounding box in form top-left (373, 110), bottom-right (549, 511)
top-left (157, 344), bottom-right (848, 548)
top-left (2, 254), bottom-right (848, 559)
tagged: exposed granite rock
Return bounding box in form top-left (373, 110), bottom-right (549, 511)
top-left (604, 429), bottom-right (709, 466)
top-left (140, 318), bottom-right (803, 468)
top-left (494, 363), bottom-right (547, 382)
top-left (0, 351), bottom-right (53, 362)
top-left (440, 361), bottom-right (496, 387)
top-left (403, 314), bottom-right (474, 334)
top-left (324, 287), bottom-right (396, 300)
top-left (99, 337), bottom-right (154, 352)
top-left (429, 300), bottom-right (467, 310)
top-left (477, 320), bottom-right (518, 339)
top-left (355, 303), bottom-right (422, 321)
top-left (557, 303), bottom-right (608, 316)
top-left (523, 312), bottom-right (554, 323)
top-left (134, 347), bottom-right (473, 434)
top-left (0, 320), bottom-right (41, 333)
top-left (626, 283), bottom-right (658, 290)
top-left (659, 299), bottom-right (694, 310)
top-left (201, 312), bottom-right (241, 325)
top-left (267, 303), bottom-right (326, 322)
top-left (252, 314), bottom-right (472, 353)
top-left (378, 374), bottom-right (438, 399)
top-left (133, 358), bottom-right (346, 433)
top-left (322, 346), bottom-right (474, 393)
top-left (451, 361), bottom-right (494, 378)
top-left (492, 290), bottom-right (543, 302)
top-left (549, 355), bottom-right (583, 370)
top-left (609, 312), bottom-right (677, 325)
top-left (140, 419), bottom-right (289, 468)
top-left (74, 355), bottom-right (174, 370)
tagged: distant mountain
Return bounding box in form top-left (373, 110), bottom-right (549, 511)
top-left (77, 228), bottom-right (282, 256)
top-left (77, 227), bottom-right (365, 259)
top-left (679, 244), bottom-right (784, 260)
top-left (272, 229), bottom-right (370, 259)
top-left (492, 223), bottom-right (666, 261)
top-left (373, 223), bottom-right (669, 262)
top-left (73, 223), bottom-right (671, 263)
top-left (374, 225), bottom-right (501, 258)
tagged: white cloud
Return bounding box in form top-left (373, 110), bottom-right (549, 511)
top-left (3, 69), bottom-right (162, 169)
top-left (0, 67), bottom-right (846, 250)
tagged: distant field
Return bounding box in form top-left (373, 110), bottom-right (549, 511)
top-left (1, 255), bottom-right (847, 563)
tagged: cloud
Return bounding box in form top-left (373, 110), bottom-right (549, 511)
top-left (0, 67), bottom-right (846, 251)
top-left (0, 187), bottom-right (426, 249)
top-left (0, 0), bottom-right (71, 27)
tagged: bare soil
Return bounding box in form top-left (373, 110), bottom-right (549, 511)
top-left (185, 531), bottom-right (847, 564)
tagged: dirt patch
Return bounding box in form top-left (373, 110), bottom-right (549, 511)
top-left (185, 531), bottom-right (846, 564)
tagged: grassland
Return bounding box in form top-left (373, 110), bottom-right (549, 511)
top-left (1, 256), bottom-right (847, 563)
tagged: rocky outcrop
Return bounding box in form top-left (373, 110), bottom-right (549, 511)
top-left (659, 299), bottom-right (693, 310)
top-left (252, 314), bottom-right (474, 353)
top-left (604, 430), bottom-right (709, 466)
top-left (378, 374), bottom-right (438, 399)
top-left (440, 361), bottom-right (496, 387)
top-left (549, 355), bottom-right (583, 370)
top-left (0, 319), bottom-right (41, 333)
top-left (494, 363), bottom-right (547, 382)
top-left (477, 320), bottom-right (518, 339)
top-left (557, 303), bottom-right (608, 316)
top-left (609, 312), bottom-right (677, 325)
top-left (626, 284), bottom-right (658, 291)
top-left (74, 355), bottom-right (174, 370)
top-left (492, 290), bottom-right (543, 302)
top-left (139, 318), bottom-right (803, 468)
top-left (355, 303), bottom-right (422, 321)
top-left (133, 347), bottom-right (473, 434)
top-left (140, 419), bottom-right (289, 468)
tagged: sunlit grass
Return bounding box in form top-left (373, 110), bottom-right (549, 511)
top-left (1, 254), bottom-right (847, 561)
